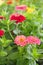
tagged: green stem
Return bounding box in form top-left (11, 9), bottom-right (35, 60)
top-left (18, 46), bottom-right (24, 55)
top-left (8, 30), bottom-right (14, 40)
top-left (7, 24), bottom-right (14, 40)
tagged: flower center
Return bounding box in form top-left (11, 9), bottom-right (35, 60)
top-left (20, 38), bottom-right (24, 42)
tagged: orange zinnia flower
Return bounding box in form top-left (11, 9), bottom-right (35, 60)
top-left (15, 0), bottom-right (19, 2)
top-left (6, 0), bottom-right (13, 4)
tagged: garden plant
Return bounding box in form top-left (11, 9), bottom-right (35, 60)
top-left (0, 0), bottom-right (43, 65)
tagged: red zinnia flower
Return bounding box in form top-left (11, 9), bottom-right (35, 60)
top-left (10, 13), bottom-right (26, 23)
top-left (0, 30), bottom-right (5, 37)
top-left (0, 16), bottom-right (5, 20)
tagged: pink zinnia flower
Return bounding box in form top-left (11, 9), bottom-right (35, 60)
top-left (15, 5), bottom-right (27, 11)
top-left (10, 13), bottom-right (26, 23)
top-left (0, 30), bottom-right (5, 37)
top-left (14, 35), bottom-right (27, 46)
top-left (27, 36), bottom-right (40, 45)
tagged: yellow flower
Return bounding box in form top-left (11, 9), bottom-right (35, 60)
top-left (0, 0), bottom-right (5, 6)
top-left (26, 7), bottom-right (35, 13)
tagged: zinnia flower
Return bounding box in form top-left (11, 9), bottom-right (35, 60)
top-left (14, 35), bottom-right (27, 46)
top-left (6, 0), bottom-right (14, 4)
top-left (15, 0), bottom-right (19, 2)
top-left (0, 30), bottom-right (5, 37)
top-left (10, 13), bottom-right (26, 23)
top-left (0, 16), bottom-right (5, 20)
top-left (15, 5), bottom-right (27, 11)
top-left (27, 36), bottom-right (40, 45)
top-left (26, 7), bottom-right (35, 13)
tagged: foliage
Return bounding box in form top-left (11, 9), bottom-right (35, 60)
top-left (0, 0), bottom-right (43, 65)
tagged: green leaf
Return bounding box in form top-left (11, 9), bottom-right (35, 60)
top-left (0, 51), bottom-right (7, 57)
top-left (8, 52), bottom-right (18, 60)
top-left (0, 37), bottom-right (12, 47)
